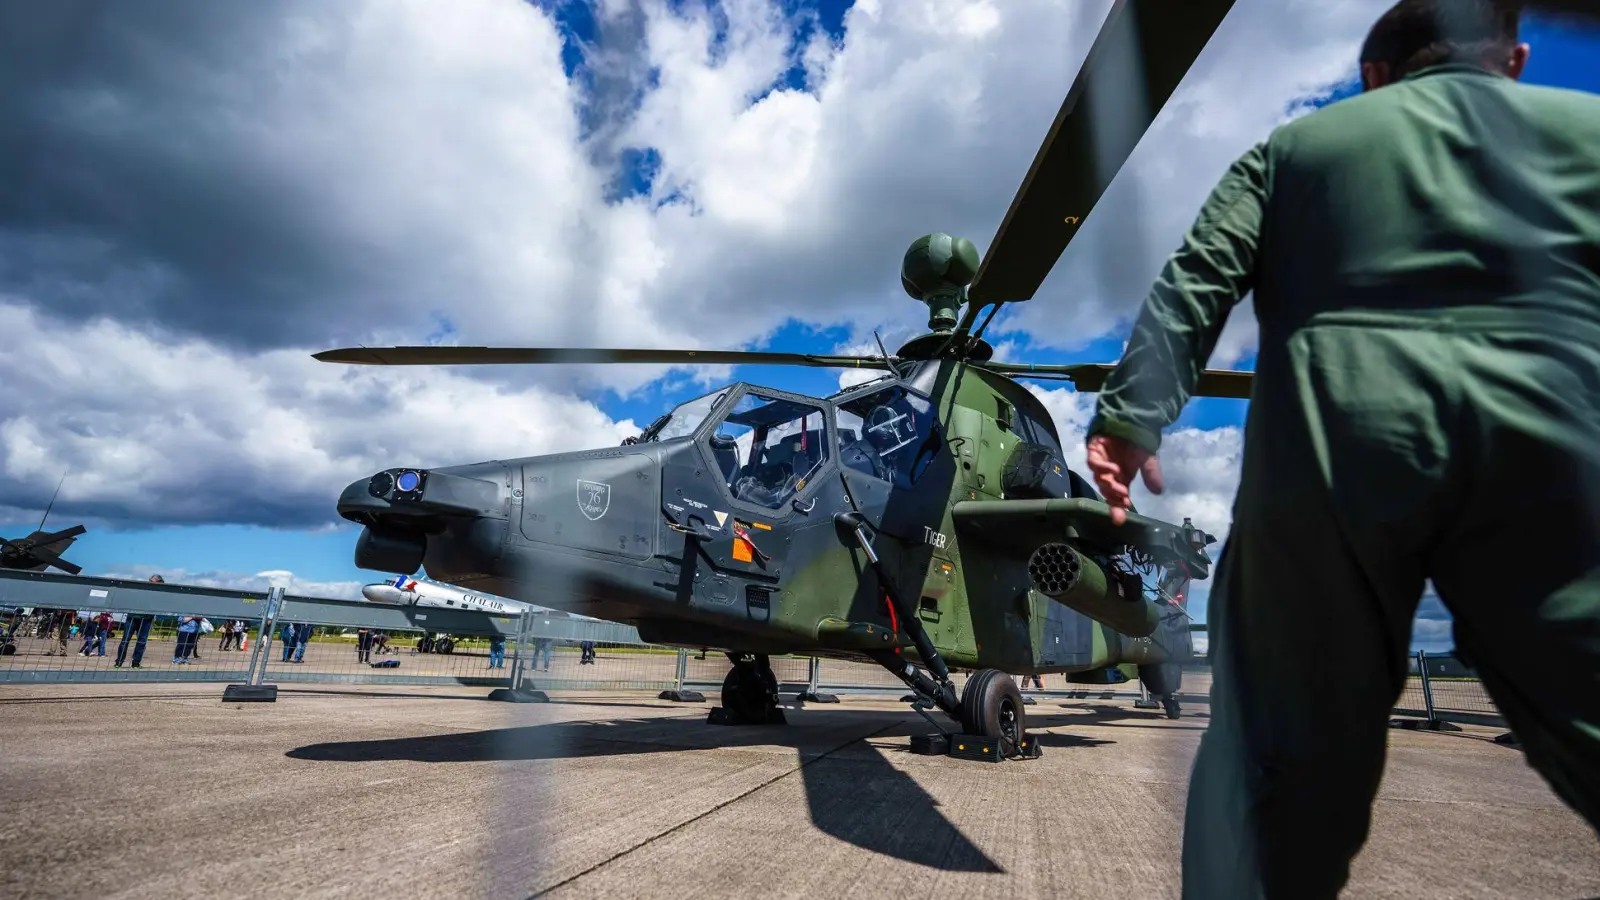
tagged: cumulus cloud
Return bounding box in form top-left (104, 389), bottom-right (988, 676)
top-left (0, 303), bottom-right (637, 527)
top-left (0, 0), bottom-right (1388, 528)
top-left (100, 563), bottom-right (364, 601)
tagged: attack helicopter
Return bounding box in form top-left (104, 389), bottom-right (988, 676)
top-left (315, 0), bottom-right (1251, 753)
top-left (1, 475), bottom-right (86, 576)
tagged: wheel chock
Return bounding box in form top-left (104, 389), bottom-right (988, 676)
top-left (1387, 717), bottom-right (1459, 732)
top-left (939, 732), bottom-right (1043, 762)
top-left (658, 689), bottom-right (706, 702)
top-left (947, 734), bottom-right (1005, 763)
top-left (909, 733), bottom-right (950, 755)
top-left (1134, 698), bottom-right (1161, 709)
top-left (488, 687), bottom-right (550, 703)
top-left (222, 684), bottom-right (277, 703)
top-left (799, 691), bottom-right (840, 703)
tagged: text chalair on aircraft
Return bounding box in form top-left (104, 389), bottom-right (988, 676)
top-left (317, 0), bottom-right (1251, 754)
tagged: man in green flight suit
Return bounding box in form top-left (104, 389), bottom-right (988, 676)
top-left (1083, 0), bottom-right (1600, 895)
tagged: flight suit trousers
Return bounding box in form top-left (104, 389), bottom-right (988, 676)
top-left (1180, 310), bottom-right (1600, 899)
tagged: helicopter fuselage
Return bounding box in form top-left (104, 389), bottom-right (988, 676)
top-left (335, 359), bottom-right (1210, 677)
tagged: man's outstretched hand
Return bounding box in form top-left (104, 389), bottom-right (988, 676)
top-left (1085, 434), bottom-right (1164, 526)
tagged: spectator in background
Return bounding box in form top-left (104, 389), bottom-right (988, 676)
top-left (488, 633), bottom-right (506, 669)
top-left (280, 621), bottom-right (298, 662)
top-left (49, 610), bottom-right (73, 657)
top-left (173, 615), bottom-right (201, 665)
top-left (579, 640), bottom-right (596, 665)
top-left (79, 611), bottom-right (112, 657)
top-left (356, 627), bottom-right (373, 664)
top-left (534, 636), bottom-right (553, 671)
top-left (114, 577), bottom-right (164, 669)
top-left (115, 613), bottom-right (152, 669)
top-left (293, 622), bottom-right (311, 663)
top-left (77, 613), bottom-right (100, 657)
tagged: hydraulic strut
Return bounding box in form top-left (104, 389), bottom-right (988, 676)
top-left (835, 503), bottom-right (961, 721)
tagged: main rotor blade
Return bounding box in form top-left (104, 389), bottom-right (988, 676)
top-left (313, 346), bottom-right (894, 370)
top-left (968, 0), bottom-right (1239, 306)
top-left (34, 525), bottom-right (86, 544)
top-left (985, 362), bottom-right (1253, 399)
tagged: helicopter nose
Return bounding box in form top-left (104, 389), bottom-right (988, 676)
top-left (337, 466), bottom-right (504, 522)
top-left (338, 463), bottom-right (511, 575)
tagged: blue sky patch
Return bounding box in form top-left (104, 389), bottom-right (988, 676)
top-left (609, 146), bottom-right (663, 201)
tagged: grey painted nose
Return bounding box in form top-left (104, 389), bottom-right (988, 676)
top-left (361, 584), bottom-right (403, 604)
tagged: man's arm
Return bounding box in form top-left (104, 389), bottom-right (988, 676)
top-left (1087, 140), bottom-right (1270, 454)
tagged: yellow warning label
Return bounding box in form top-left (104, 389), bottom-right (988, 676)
top-left (752, 522), bottom-right (772, 531)
top-left (732, 540), bottom-right (753, 563)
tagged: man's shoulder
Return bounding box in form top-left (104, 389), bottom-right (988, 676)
top-left (1268, 72), bottom-right (1600, 153)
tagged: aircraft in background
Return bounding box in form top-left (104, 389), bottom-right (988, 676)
top-left (1, 474), bottom-right (86, 576)
top-left (359, 574), bottom-right (536, 616)
top-left (359, 574), bottom-right (611, 623)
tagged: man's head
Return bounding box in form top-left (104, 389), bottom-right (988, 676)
top-left (148, 574), bottom-right (164, 584)
top-left (1360, 0), bottom-right (1529, 90)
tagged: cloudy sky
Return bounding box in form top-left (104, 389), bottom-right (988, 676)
top-left (3, 0), bottom-right (1596, 651)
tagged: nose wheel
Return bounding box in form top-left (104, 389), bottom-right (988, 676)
top-left (958, 669), bottom-right (1028, 751)
top-left (1137, 663), bottom-right (1184, 719)
top-left (708, 652), bottom-right (786, 726)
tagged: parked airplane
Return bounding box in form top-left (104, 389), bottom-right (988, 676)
top-left (360, 574), bottom-right (536, 616)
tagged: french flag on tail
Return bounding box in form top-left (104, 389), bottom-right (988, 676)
top-left (392, 574), bottom-right (419, 592)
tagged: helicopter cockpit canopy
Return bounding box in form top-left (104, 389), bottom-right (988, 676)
top-left (650, 387), bottom-right (732, 443)
top-left (708, 391), bottom-right (829, 510)
top-left (834, 384), bottom-right (938, 488)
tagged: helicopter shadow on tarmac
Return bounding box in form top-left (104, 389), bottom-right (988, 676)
top-left (286, 704), bottom-right (1134, 872)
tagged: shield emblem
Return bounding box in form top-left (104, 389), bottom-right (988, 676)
top-left (576, 479), bottom-right (611, 521)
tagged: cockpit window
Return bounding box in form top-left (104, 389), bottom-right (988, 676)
top-left (836, 385), bottom-right (938, 488)
top-left (707, 392), bottom-right (828, 510)
top-left (654, 388), bottom-right (730, 442)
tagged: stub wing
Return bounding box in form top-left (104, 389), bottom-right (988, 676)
top-left (951, 498), bottom-right (1212, 578)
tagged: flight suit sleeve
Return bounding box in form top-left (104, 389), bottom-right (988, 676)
top-left (1087, 141), bottom-right (1269, 454)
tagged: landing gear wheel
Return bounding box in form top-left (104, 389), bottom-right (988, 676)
top-left (437, 638), bottom-right (455, 655)
top-left (959, 669), bottom-right (1026, 751)
top-left (711, 653), bottom-right (784, 725)
top-left (1137, 662), bottom-right (1182, 696)
top-left (1138, 663), bottom-right (1183, 719)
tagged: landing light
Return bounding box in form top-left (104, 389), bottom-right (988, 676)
top-left (396, 471), bottom-right (422, 492)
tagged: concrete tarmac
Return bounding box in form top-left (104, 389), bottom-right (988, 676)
top-left (0, 683), bottom-right (1593, 899)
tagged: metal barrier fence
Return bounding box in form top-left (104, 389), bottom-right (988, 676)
top-left (0, 570), bottom-right (1503, 728)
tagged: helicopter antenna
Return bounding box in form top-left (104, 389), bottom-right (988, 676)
top-left (872, 330), bottom-right (899, 377)
top-left (37, 471), bottom-right (68, 532)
